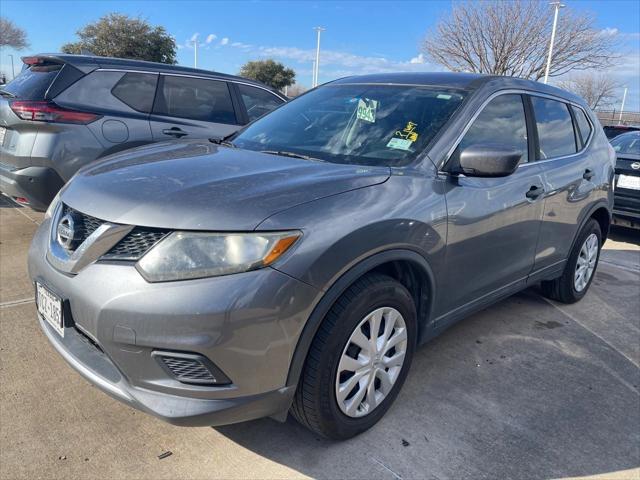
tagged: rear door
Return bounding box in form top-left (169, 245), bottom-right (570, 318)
top-left (149, 75), bottom-right (240, 141)
top-left (441, 93), bottom-right (545, 313)
top-left (529, 96), bottom-right (598, 274)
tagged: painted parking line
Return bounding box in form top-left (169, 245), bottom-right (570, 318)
top-left (0, 297), bottom-right (35, 309)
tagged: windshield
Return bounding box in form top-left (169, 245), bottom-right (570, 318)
top-left (232, 84), bottom-right (466, 167)
top-left (611, 133), bottom-right (640, 156)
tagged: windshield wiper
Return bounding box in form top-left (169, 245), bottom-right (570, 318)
top-left (209, 132), bottom-right (237, 148)
top-left (260, 150), bottom-right (323, 161)
top-left (0, 89), bottom-right (16, 98)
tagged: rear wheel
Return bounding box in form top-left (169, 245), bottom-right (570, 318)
top-left (541, 219), bottom-right (602, 303)
top-left (291, 273), bottom-right (417, 439)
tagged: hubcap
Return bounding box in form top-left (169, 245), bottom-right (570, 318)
top-left (574, 233), bottom-right (599, 292)
top-left (335, 307), bottom-right (407, 418)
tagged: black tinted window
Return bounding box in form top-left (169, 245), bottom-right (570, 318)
top-left (531, 97), bottom-right (576, 159)
top-left (457, 94), bottom-right (528, 163)
top-left (4, 64), bottom-right (62, 100)
top-left (112, 73), bottom-right (158, 113)
top-left (571, 106), bottom-right (592, 147)
top-left (238, 84), bottom-right (283, 122)
top-left (154, 76), bottom-right (236, 124)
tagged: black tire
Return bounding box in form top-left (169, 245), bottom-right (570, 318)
top-left (541, 219), bottom-right (602, 304)
top-left (290, 273), bottom-right (417, 439)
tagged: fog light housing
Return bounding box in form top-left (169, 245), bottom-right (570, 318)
top-left (152, 351), bottom-right (231, 386)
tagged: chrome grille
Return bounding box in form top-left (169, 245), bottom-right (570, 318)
top-left (102, 228), bottom-right (169, 261)
top-left (62, 205), bottom-right (103, 251)
top-left (60, 204), bottom-right (169, 261)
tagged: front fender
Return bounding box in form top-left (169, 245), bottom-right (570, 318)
top-left (256, 174), bottom-right (448, 388)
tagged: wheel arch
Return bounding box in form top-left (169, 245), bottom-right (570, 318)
top-left (285, 249), bottom-right (436, 388)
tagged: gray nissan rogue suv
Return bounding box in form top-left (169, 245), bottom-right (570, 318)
top-left (0, 54), bottom-right (286, 211)
top-left (28, 73), bottom-right (614, 439)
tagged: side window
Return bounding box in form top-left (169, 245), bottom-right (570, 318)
top-left (112, 73), bottom-right (158, 113)
top-left (456, 94), bottom-right (529, 163)
top-left (531, 97), bottom-right (577, 159)
top-left (237, 84), bottom-right (284, 122)
top-left (154, 76), bottom-right (237, 124)
top-left (571, 106), bottom-right (593, 148)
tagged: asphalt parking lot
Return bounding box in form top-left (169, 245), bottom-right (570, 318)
top-left (1, 195), bottom-right (638, 480)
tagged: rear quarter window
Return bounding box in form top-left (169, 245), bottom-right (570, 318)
top-left (3, 64), bottom-right (62, 100)
top-left (571, 106), bottom-right (593, 148)
top-left (111, 73), bottom-right (158, 113)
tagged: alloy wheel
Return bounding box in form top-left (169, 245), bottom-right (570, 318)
top-left (574, 233), bottom-right (598, 292)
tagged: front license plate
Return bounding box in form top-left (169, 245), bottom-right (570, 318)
top-left (0, 126), bottom-right (6, 146)
top-left (36, 282), bottom-right (64, 337)
top-left (618, 174), bottom-right (640, 191)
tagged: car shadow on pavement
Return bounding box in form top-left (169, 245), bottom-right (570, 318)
top-left (215, 287), bottom-right (640, 480)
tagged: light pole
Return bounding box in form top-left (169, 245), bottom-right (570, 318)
top-left (8, 54), bottom-right (15, 79)
top-left (193, 36), bottom-right (198, 68)
top-left (313, 26), bottom-right (325, 87)
top-left (618, 86), bottom-right (628, 125)
top-left (543, 2), bottom-right (565, 84)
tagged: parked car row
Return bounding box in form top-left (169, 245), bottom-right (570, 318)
top-left (0, 54), bottom-right (286, 210)
top-left (1, 54), bottom-right (619, 439)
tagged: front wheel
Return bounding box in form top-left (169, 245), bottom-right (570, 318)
top-left (291, 273), bottom-right (417, 439)
top-left (541, 219), bottom-right (602, 303)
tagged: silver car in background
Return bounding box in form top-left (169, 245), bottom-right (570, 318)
top-left (0, 54), bottom-right (286, 210)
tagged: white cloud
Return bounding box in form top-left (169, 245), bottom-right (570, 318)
top-left (220, 37), bottom-right (229, 46)
top-left (599, 27), bottom-right (619, 37)
top-left (190, 32), bottom-right (199, 42)
top-left (225, 42), bottom-right (435, 76)
top-left (206, 34), bottom-right (217, 44)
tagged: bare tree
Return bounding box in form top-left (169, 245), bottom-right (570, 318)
top-left (557, 73), bottom-right (619, 110)
top-left (422, 0), bottom-right (617, 80)
top-left (0, 17), bottom-right (28, 49)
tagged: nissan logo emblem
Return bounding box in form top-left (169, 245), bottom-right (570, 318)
top-left (56, 213), bottom-right (78, 250)
top-left (631, 162), bottom-right (640, 170)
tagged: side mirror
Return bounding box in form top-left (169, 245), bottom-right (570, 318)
top-left (456, 144), bottom-right (522, 177)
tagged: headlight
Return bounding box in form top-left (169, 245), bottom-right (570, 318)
top-left (136, 231), bottom-right (301, 282)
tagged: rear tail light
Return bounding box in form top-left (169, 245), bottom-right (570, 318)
top-left (9, 101), bottom-right (101, 124)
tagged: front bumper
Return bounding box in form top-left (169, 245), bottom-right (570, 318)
top-left (0, 164), bottom-right (64, 211)
top-left (28, 217), bottom-right (320, 426)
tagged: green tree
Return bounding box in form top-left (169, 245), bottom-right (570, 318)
top-left (61, 13), bottom-right (176, 64)
top-left (239, 59), bottom-right (296, 90)
top-left (0, 17), bottom-right (28, 49)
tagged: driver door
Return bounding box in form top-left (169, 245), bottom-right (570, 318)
top-left (440, 93), bottom-right (545, 315)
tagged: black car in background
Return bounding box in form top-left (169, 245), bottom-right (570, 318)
top-left (604, 124), bottom-right (640, 140)
top-left (0, 54), bottom-right (287, 210)
top-left (611, 131), bottom-right (640, 229)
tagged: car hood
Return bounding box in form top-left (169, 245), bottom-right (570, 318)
top-left (61, 140), bottom-right (390, 230)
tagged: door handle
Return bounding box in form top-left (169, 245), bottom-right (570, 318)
top-left (583, 169), bottom-right (594, 181)
top-left (162, 127), bottom-right (188, 138)
top-left (526, 184), bottom-right (545, 200)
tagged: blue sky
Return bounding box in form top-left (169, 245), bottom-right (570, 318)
top-left (2, 0), bottom-right (639, 109)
